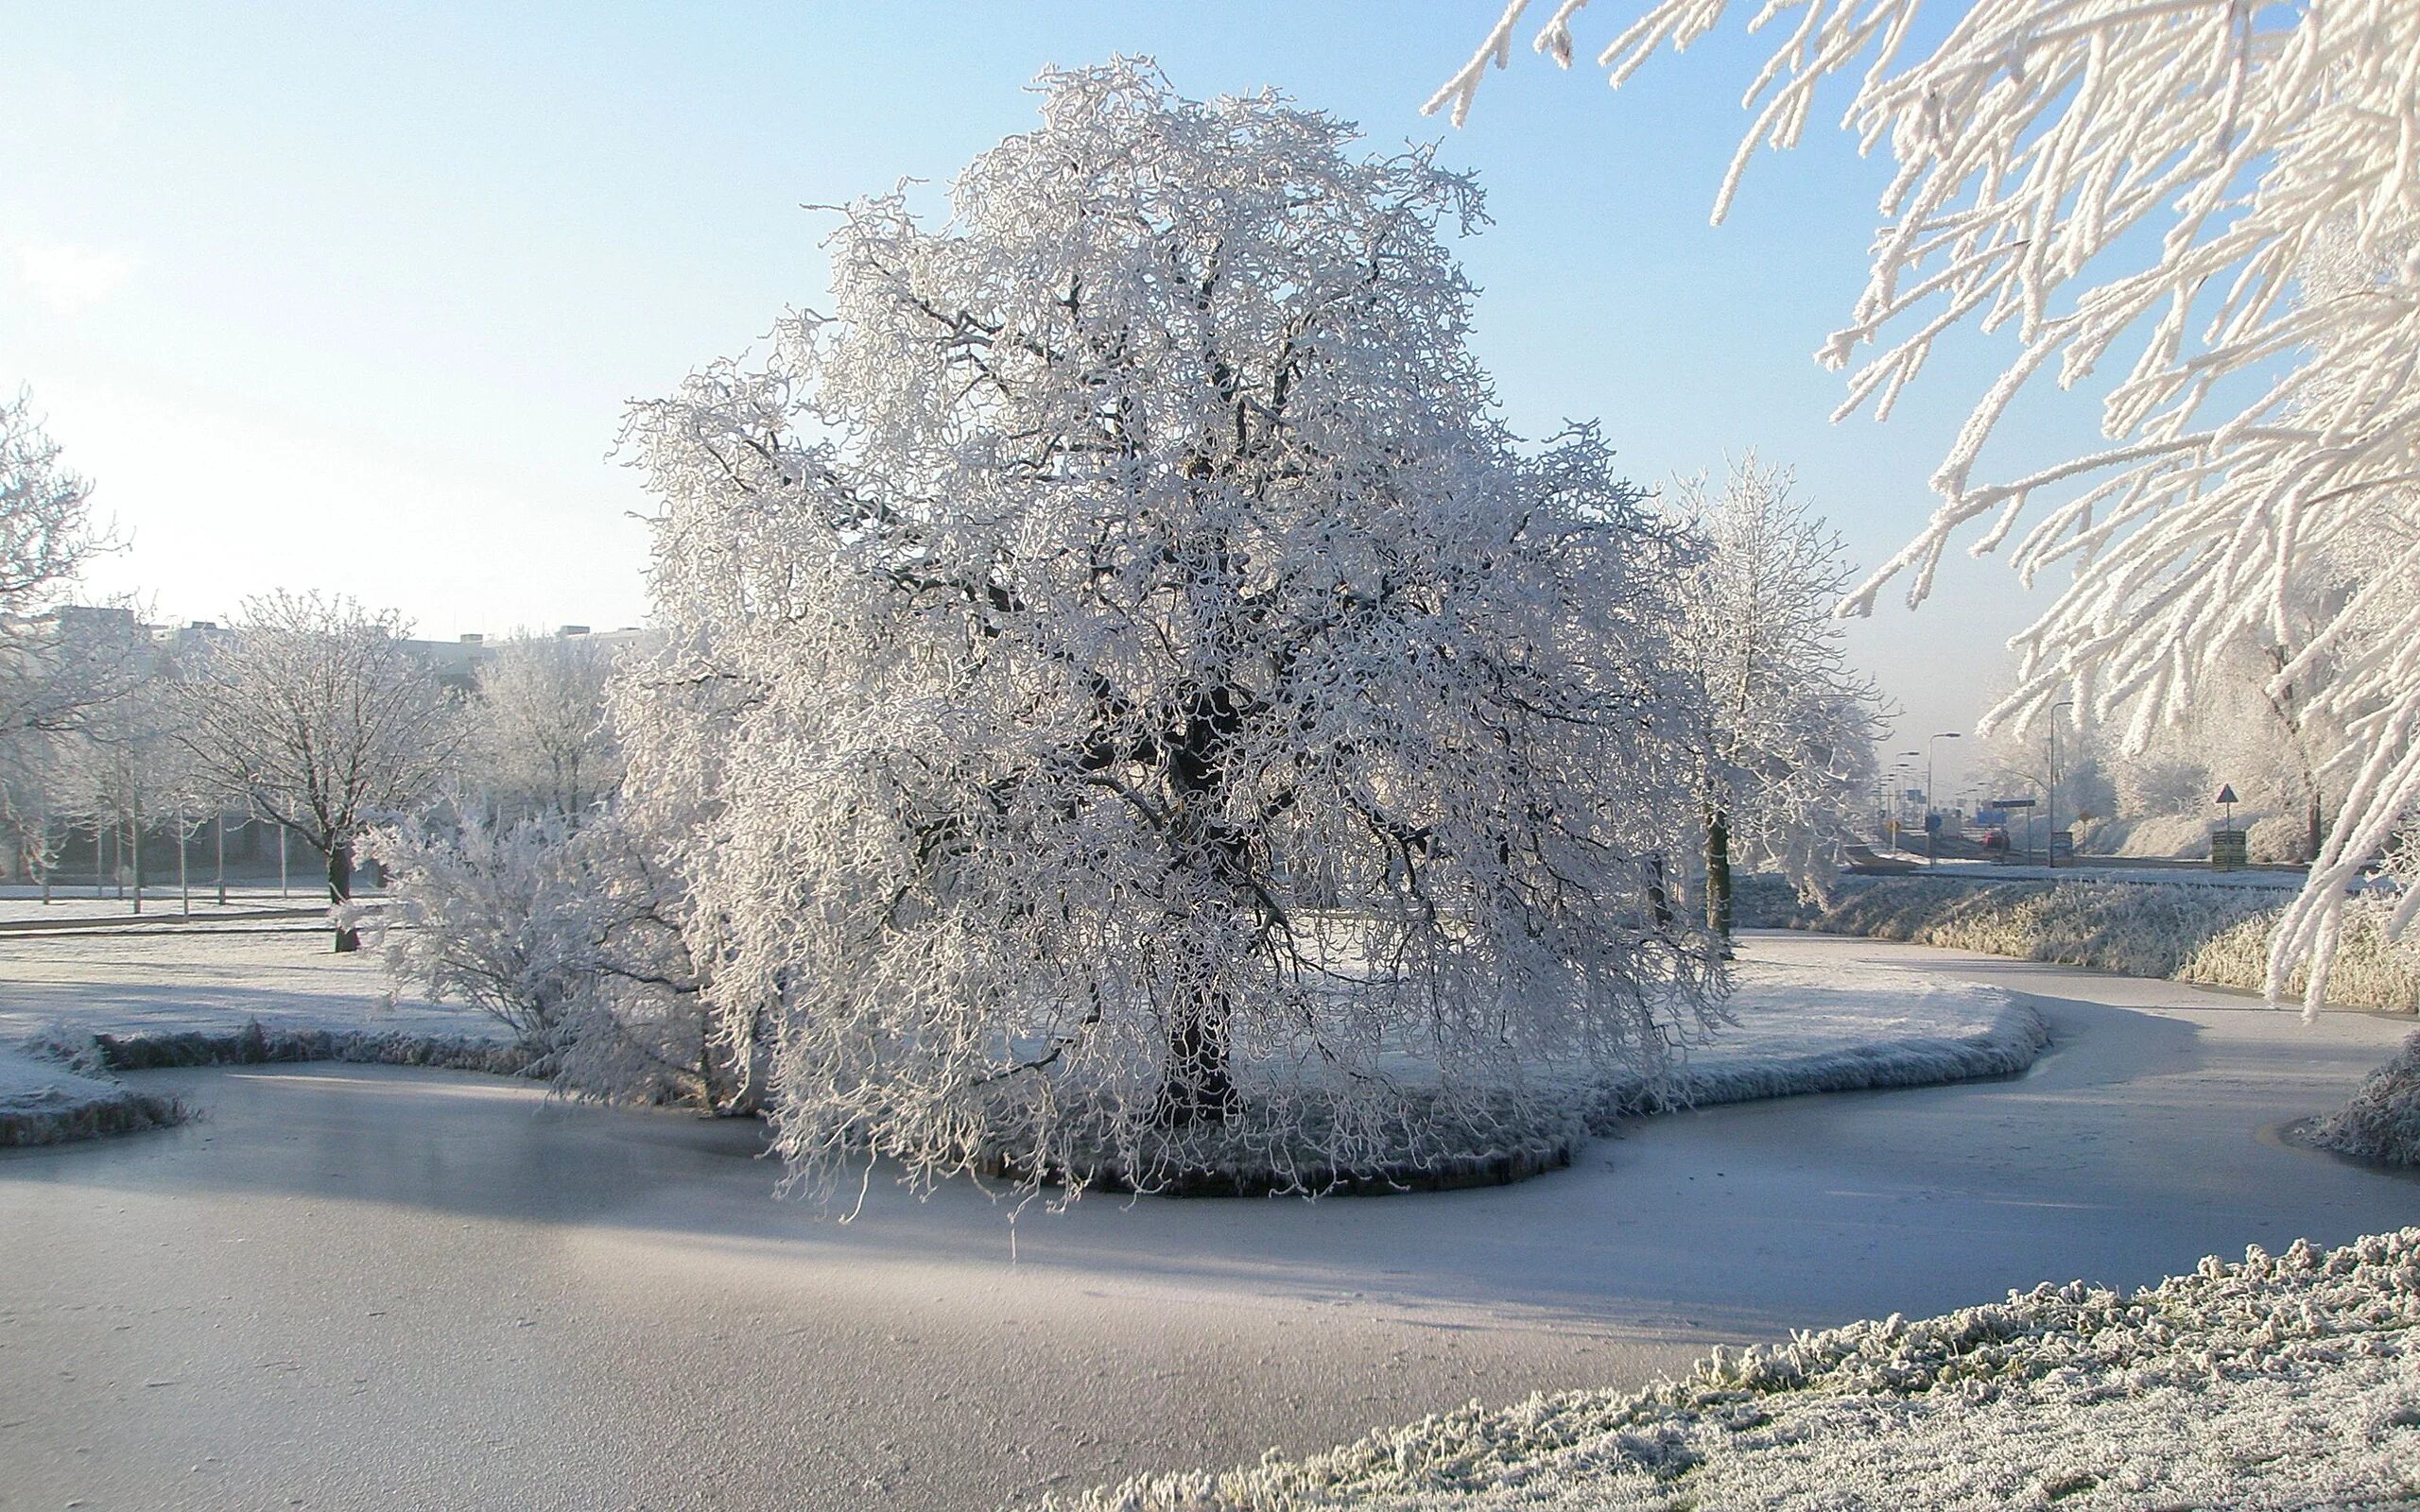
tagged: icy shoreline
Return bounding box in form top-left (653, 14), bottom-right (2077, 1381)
top-left (0, 1044), bottom-right (184, 1147)
top-left (1741, 873), bottom-right (2420, 1012)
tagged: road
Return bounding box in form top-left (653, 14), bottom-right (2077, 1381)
top-left (5, 932), bottom-right (2416, 1511)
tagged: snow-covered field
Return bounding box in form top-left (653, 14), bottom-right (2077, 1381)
top-left (0, 924), bottom-right (499, 1044)
top-left (0, 881), bottom-right (339, 926)
top-left (1070, 1228), bottom-right (2420, 1511)
top-left (0, 927), bottom-right (505, 1142)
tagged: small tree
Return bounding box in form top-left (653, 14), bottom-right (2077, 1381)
top-left (171, 593), bottom-right (461, 951)
top-left (1668, 456), bottom-right (1882, 938)
top-left (622, 61), bottom-right (1713, 1198)
top-left (470, 633), bottom-right (624, 823)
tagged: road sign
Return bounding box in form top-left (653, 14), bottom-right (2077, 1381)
top-left (2216, 783), bottom-right (2238, 805)
top-left (1991, 797), bottom-right (2037, 809)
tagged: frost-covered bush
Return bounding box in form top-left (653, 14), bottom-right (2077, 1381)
top-left (365, 805), bottom-right (730, 1108)
top-left (620, 61), bottom-right (1716, 1201)
top-left (2314, 1031), bottom-right (2420, 1167)
top-left (363, 813), bottom-right (593, 1056)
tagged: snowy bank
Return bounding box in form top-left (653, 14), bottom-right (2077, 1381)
top-left (0, 930), bottom-right (2038, 1169)
top-left (0, 928), bottom-right (527, 1143)
top-left (1063, 1228), bottom-right (2420, 1511)
top-left (1586, 948), bottom-right (2046, 1125)
top-left (0, 1040), bottom-right (182, 1147)
top-left (1740, 873), bottom-right (2420, 1011)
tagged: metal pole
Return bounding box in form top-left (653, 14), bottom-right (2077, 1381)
top-left (2048, 698), bottom-right (2075, 868)
top-left (2047, 723), bottom-right (2058, 869)
top-left (279, 824), bottom-right (289, 898)
top-left (179, 799), bottom-right (191, 918)
top-left (215, 811), bottom-right (226, 907)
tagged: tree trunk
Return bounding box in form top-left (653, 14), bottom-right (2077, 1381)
top-left (1704, 808), bottom-right (1734, 942)
top-left (1152, 681), bottom-right (1251, 1128)
top-left (1155, 994), bottom-right (1238, 1127)
top-left (2307, 788), bottom-right (2325, 865)
top-left (1647, 852), bottom-right (1673, 931)
top-left (327, 840), bottom-right (359, 954)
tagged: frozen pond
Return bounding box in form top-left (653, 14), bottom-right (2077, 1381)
top-left (4, 932), bottom-right (2415, 1510)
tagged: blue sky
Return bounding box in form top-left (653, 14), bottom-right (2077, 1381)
top-left (1, 1), bottom-right (2124, 794)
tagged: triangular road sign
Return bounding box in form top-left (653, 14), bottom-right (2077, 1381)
top-left (2215, 783), bottom-right (2238, 805)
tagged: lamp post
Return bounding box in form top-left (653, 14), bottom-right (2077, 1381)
top-left (1926, 732), bottom-right (1962, 867)
top-left (2048, 699), bottom-right (2075, 868)
top-left (1893, 751), bottom-right (1920, 852)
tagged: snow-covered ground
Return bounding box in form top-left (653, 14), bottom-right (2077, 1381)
top-left (0, 925), bottom-right (501, 1044)
top-left (1073, 1228), bottom-right (2420, 1510)
top-left (0, 881), bottom-right (341, 925)
top-left (4, 933), bottom-right (2412, 1510)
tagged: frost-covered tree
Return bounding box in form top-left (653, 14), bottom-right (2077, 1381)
top-left (0, 394), bottom-right (141, 768)
top-left (470, 633), bottom-right (623, 822)
top-left (1429, 0), bottom-right (2420, 1008)
top-left (0, 387), bottom-right (108, 613)
top-left (170, 593), bottom-right (462, 951)
top-left (0, 394), bottom-right (144, 884)
top-left (622, 61), bottom-right (1713, 1198)
top-left (58, 676), bottom-right (215, 912)
top-left (1668, 455), bottom-right (1882, 936)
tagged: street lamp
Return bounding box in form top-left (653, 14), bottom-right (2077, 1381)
top-left (1890, 753), bottom-right (1920, 851)
top-left (1926, 733), bottom-right (1962, 867)
top-left (2048, 699), bottom-right (2076, 868)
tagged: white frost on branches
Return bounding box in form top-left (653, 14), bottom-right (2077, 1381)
top-left (1668, 455), bottom-right (1883, 932)
top-left (0, 387), bottom-right (107, 613)
top-left (621, 60), bottom-right (1716, 1200)
top-left (170, 593), bottom-right (462, 951)
top-left (1430, 0), bottom-right (2420, 1011)
top-left (470, 633), bottom-right (624, 823)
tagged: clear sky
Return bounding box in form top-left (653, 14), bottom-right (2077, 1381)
top-left (2, 1), bottom-right (2124, 797)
